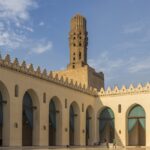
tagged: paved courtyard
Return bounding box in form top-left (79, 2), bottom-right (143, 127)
top-left (0, 147), bottom-right (147, 150)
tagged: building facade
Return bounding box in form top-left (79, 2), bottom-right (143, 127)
top-left (0, 14), bottom-right (149, 147)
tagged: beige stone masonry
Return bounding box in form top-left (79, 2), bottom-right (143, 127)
top-left (0, 54), bottom-right (97, 97)
top-left (99, 83), bottom-right (150, 96)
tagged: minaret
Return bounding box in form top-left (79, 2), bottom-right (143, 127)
top-left (67, 14), bottom-right (88, 69)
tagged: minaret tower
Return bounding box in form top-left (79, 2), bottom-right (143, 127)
top-left (67, 14), bottom-right (88, 69)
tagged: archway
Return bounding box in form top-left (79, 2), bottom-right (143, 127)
top-left (99, 107), bottom-right (114, 143)
top-left (69, 102), bottom-right (80, 146)
top-left (49, 96), bottom-right (62, 146)
top-left (0, 92), bottom-right (3, 146)
top-left (0, 81), bottom-right (9, 146)
top-left (86, 106), bottom-right (94, 146)
top-left (22, 92), bottom-right (33, 146)
top-left (22, 90), bottom-right (39, 146)
top-left (127, 104), bottom-right (145, 146)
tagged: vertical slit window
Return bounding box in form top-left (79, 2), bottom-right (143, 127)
top-left (15, 84), bottom-right (19, 97)
top-left (79, 52), bottom-right (81, 60)
top-left (82, 104), bottom-right (84, 112)
top-left (43, 93), bottom-right (46, 103)
top-left (65, 99), bottom-right (67, 108)
top-left (118, 104), bottom-right (121, 113)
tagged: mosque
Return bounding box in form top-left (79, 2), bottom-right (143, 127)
top-left (0, 14), bottom-right (149, 147)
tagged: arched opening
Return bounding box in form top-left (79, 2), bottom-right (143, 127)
top-left (86, 106), bottom-right (94, 146)
top-left (86, 109), bottom-right (90, 145)
top-left (69, 102), bottom-right (80, 146)
top-left (0, 92), bottom-right (3, 146)
top-left (127, 104), bottom-right (145, 146)
top-left (0, 81), bottom-right (9, 146)
top-left (49, 96), bottom-right (62, 146)
top-left (99, 107), bottom-right (114, 144)
top-left (22, 92), bottom-right (33, 146)
top-left (49, 99), bottom-right (56, 145)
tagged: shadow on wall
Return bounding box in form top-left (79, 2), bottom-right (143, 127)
top-left (96, 98), bottom-right (123, 146)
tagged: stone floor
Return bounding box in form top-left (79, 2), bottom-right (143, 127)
top-left (0, 147), bottom-right (147, 150)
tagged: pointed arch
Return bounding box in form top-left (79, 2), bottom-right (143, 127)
top-left (69, 101), bottom-right (80, 146)
top-left (0, 81), bottom-right (10, 146)
top-left (126, 104), bottom-right (145, 146)
top-left (49, 96), bottom-right (62, 146)
top-left (86, 105), bottom-right (94, 145)
top-left (98, 107), bottom-right (115, 143)
top-left (22, 89), bottom-right (40, 146)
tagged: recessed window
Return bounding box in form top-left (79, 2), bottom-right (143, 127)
top-left (118, 104), bottom-right (121, 113)
top-left (43, 93), bottom-right (46, 103)
top-left (82, 104), bottom-right (84, 112)
top-left (79, 43), bottom-right (81, 47)
top-left (73, 57), bottom-right (75, 61)
top-left (73, 37), bottom-right (76, 40)
top-left (79, 52), bottom-right (81, 60)
top-left (15, 85), bottom-right (19, 97)
top-left (73, 65), bottom-right (75, 69)
top-left (73, 43), bottom-right (76, 47)
top-left (65, 99), bottom-right (67, 108)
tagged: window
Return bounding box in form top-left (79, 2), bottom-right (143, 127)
top-left (65, 99), bottom-right (67, 108)
top-left (73, 57), bottom-right (75, 61)
top-left (79, 43), bottom-right (81, 47)
top-left (82, 103), bottom-right (84, 112)
top-left (79, 52), bottom-right (81, 60)
top-left (43, 93), bottom-right (46, 103)
top-left (15, 85), bottom-right (19, 97)
top-left (118, 104), bottom-right (121, 113)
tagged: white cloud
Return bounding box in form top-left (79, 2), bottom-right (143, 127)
top-left (0, 0), bottom-right (53, 55)
top-left (128, 57), bottom-right (150, 73)
top-left (39, 21), bottom-right (45, 26)
top-left (123, 26), bottom-right (144, 34)
top-left (0, 22), bottom-right (4, 30)
top-left (0, 0), bottom-right (37, 22)
top-left (88, 51), bottom-right (150, 86)
top-left (0, 0), bottom-right (37, 50)
top-left (22, 26), bottom-right (34, 32)
top-left (123, 22), bottom-right (144, 34)
top-left (31, 41), bottom-right (53, 54)
top-left (0, 28), bottom-right (26, 49)
top-left (88, 51), bottom-right (124, 74)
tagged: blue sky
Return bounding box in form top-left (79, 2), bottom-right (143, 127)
top-left (0, 0), bottom-right (150, 88)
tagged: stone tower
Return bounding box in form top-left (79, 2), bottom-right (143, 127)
top-left (53, 14), bottom-right (104, 90)
top-left (67, 14), bottom-right (88, 69)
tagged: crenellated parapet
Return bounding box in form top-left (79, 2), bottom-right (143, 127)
top-left (99, 83), bottom-right (150, 96)
top-left (0, 54), bottom-right (98, 96)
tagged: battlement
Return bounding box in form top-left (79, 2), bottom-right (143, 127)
top-left (99, 83), bottom-right (150, 96)
top-left (0, 54), bottom-right (98, 96)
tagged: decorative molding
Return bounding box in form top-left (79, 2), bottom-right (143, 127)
top-left (0, 54), bottom-right (98, 96)
top-left (99, 83), bottom-right (150, 96)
